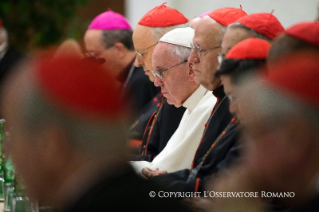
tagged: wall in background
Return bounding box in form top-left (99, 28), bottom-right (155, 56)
top-left (125, 0), bottom-right (319, 29)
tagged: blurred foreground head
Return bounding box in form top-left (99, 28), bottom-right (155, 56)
top-left (268, 21), bottom-right (319, 64)
top-left (238, 51), bottom-right (319, 206)
top-left (1, 52), bottom-right (129, 205)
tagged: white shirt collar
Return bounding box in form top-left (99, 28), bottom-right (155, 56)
top-left (183, 85), bottom-right (208, 112)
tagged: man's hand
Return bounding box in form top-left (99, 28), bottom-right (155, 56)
top-left (140, 168), bottom-right (168, 179)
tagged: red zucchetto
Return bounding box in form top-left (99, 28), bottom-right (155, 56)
top-left (285, 21), bottom-right (319, 47)
top-left (236, 13), bottom-right (285, 40)
top-left (208, 7), bottom-right (247, 27)
top-left (264, 51), bottom-right (319, 107)
top-left (226, 38), bottom-right (271, 60)
top-left (34, 53), bottom-right (124, 120)
top-left (138, 3), bottom-right (188, 27)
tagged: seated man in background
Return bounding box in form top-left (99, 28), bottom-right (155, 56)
top-left (132, 3), bottom-right (188, 158)
top-left (84, 9), bottom-right (159, 121)
top-left (220, 12), bottom-right (284, 59)
top-left (149, 7), bottom-right (247, 191)
top-left (131, 27), bottom-right (216, 175)
top-left (205, 22), bottom-right (319, 212)
top-left (1, 52), bottom-right (192, 212)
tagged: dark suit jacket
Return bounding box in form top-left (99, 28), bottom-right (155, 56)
top-left (128, 93), bottom-right (161, 141)
top-left (0, 46), bottom-right (24, 86)
top-left (138, 98), bottom-right (186, 161)
top-left (122, 65), bottom-right (160, 115)
top-left (63, 165), bottom-right (193, 212)
top-left (152, 86), bottom-right (238, 193)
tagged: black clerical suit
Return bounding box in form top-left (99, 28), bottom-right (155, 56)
top-left (129, 93), bottom-right (162, 141)
top-left (63, 164), bottom-right (193, 212)
top-left (138, 98), bottom-right (186, 161)
top-left (0, 46), bottom-right (24, 86)
top-left (152, 86), bottom-right (238, 193)
top-left (121, 63), bottom-right (160, 114)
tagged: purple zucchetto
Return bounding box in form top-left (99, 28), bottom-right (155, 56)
top-left (88, 9), bottom-right (132, 30)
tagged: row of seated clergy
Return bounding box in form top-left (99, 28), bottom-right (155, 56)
top-left (135, 6), bottom-right (284, 195)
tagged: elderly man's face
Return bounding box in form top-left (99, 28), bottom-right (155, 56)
top-left (152, 42), bottom-right (192, 107)
top-left (84, 30), bottom-right (120, 78)
top-left (133, 25), bottom-right (157, 82)
top-left (188, 17), bottom-right (223, 91)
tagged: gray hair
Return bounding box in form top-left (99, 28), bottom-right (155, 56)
top-left (100, 30), bottom-right (134, 50)
top-left (151, 23), bottom-right (191, 41)
top-left (217, 25), bottom-right (227, 44)
top-left (168, 44), bottom-right (192, 61)
top-left (228, 22), bottom-right (272, 43)
top-left (21, 73), bottom-right (129, 156)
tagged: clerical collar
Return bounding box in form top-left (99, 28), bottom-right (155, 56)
top-left (212, 85), bottom-right (226, 99)
top-left (116, 58), bottom-right (135, 83)
top-left (183, 85), bottom-right (208, 112)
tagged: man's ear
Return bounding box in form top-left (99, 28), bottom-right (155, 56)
top-left (113, 42), bottom-right (127, 59)
top-left (188, 62), bottom-right (195, 82)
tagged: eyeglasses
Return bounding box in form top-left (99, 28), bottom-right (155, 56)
top-left (218, 53), bottom-right (225, 65)
top-left (152, 60), bottom-right (188, 80)
top-left (190, 43), bottom-right (221, 58)
top-left (135, 42), bottom-right (158, 60)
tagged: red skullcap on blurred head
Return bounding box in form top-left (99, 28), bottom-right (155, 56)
top-left (138, 3), bottom-right (188, 27)
top-left (208, 7), bottom-right (247, 27)
top-left (236, 13), bottom-right (285, 40)
top-left (263, 51), bottom-right (319, 108)
top-left (0, 19), bottom-right (2, 28)
top-left (285, 21), bottom-right (319, 47)
top-left (34, 52), bottom-right (124, 121)
top-left (226, 38), bottom-right (271, 60)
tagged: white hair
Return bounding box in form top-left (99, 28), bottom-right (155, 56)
top-left (151, 22), bottom-right (191, 41)
top-left (170, 45), bottom-right (192, 61)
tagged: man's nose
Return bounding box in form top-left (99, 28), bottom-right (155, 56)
top-left (135, 56), bottom-right (144, 67)
top-left (154, 75), bottom-right (163, 87)
top-left (188, 49), bottom-right (199, 63)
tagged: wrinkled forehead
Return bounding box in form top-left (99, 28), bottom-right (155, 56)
top-left (193, 17), bottom-right (223, 46)
top-left (152, 42), bottom-right (180, 66)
